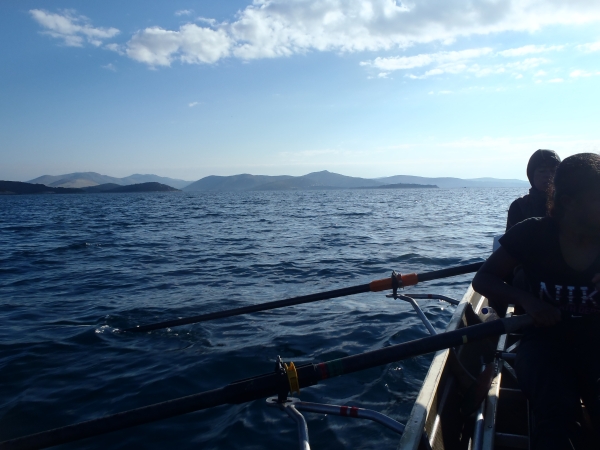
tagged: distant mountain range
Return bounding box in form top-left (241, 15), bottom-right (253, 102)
top-left (28, 172), bottom-right (191, 190)
top-left (183, 170), bottom-right (529, 191)
top-left (0, 181), bottom-right (178, 195)
top-left (22, 170), bottom-right (530, 192)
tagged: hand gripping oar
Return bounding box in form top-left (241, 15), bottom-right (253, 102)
top-left (124, 262), bottom-right (483, 332)
top-left (0, 314), bottom-right (532, 450)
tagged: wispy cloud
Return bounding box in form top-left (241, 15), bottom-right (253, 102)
top-left (175, 10), bottom-right (193, 17)
top-left (362, 46), bottom-right (551, 79)
top-left (30, 9), bottom-right (119, 47)
top-left (577, 41), bottom-right (600, 52)
top-left (497, 44), bottom-right (564, 57)
top-left (570, 69), bottom-right (600, 78)
top-left (188, 101), bottom-right (199, 107)
top-left (102, 63), bottom-right (116, 71)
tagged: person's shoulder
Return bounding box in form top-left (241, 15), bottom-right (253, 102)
top-left (508, 216), bottom-right (549, 234)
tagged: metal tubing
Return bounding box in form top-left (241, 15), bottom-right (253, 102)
top-left (284, 405), bottom-right (311, 450)
top-left (266, 398), bottom-right (310, 450)
top-left (403, 294), bottom-right (460, 306)
top-left (472, 403), bottom-right (485, 450)
top-left (396, 295), bottom-right (437, 335)
top-left (294, 402), bottom-right (405, 435)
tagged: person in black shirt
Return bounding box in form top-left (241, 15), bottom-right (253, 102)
top-left (506, 149), bottom-right (561, 230)
top-left (474, 153), bottom-right (600, 449)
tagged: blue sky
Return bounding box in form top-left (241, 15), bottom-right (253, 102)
top-left (1, 1), bottom-right (600, 182)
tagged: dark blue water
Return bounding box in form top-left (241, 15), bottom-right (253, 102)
top-left (0, 188), bottom-right (524, 449)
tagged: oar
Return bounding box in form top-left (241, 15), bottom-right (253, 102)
top-left (124, 262), bottom-right (483, 332)
top-left (1, 314), bottom-right (532, 450)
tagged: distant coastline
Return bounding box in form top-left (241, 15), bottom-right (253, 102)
top-left (1, 170), bottom-right (530, 196)
top-left (0, 181), bottom-right (178, 195)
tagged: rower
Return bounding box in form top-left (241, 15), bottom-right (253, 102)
top-left (474, 153), bottom-right (600, 449)
top-left (506, 149), bottom-right (561, 231)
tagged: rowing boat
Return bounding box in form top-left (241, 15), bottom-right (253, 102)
top-left (398, 286), bottom-right (527, 450)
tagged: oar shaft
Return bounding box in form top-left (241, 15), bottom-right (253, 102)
top-left (1, 315), bottom-right (532, 450)
top-left (0, 387), bottom-right (227, 450)
top-left (127, 283), bottom-right (372, 332)
top-left (302, 314), bottom-right (531, 382)
top-left (125, 262), bottom-right (484, 333)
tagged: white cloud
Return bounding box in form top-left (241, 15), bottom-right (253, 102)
top-left (497, 44), bottom-right (564, 57)
top-left (105, 43), bottom-right (124, 54)
top-left (120, 0), bottom-right (600, 67)
top-left (30, 9), bottom-right (119, 47)
top-left (126, 24), bottom-right (231, 66)
top-left (188, 101), bottom-right (199, 107)
top-left (175, 10), bottom-right (193, 17)
top-left (577, 41), bottom-right (600, 52)
top-left (570, 69), bottom-right (600, 77)
top-left (367, 49), bottom-right (549, 79)
top-left (363, 48), bottom-right (493, 71)
top-left (548, 78), bottom-right (564, 83)
top-left (102, 63), bottom-right (117, 71)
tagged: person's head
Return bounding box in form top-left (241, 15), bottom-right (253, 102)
top-left (549, 153), bottom-right (600, 232)
top-left (527, 149), bottom-right (561, 192)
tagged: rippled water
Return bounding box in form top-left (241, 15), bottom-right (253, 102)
top-left (0, 188), bottom-right (525, 449)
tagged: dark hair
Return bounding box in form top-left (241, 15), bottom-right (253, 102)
top-left (526, 149), bottom-right (560, 185)
top-left (548, 153), bottom-right (600, 218)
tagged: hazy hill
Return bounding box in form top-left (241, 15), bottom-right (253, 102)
top-left (81, 182), bottom-right (178, 193)
top-left (29, 172), bottom-right (191, 189)
top-left (357, 182), bottom-right (438, 190)
top-left (106, 182), bottom-right (178, 193)
top-left (252, 171), bottom-right (383, 190)
top-left (1, 181), bottom-right (178, 195)
top-left (183, 170), bottom-right (527, 191)
top-left (82, 183), bottom-right (122, 193)
top-left (377, 175), bottom-right (529, 188)
top-left (0, 181), bottom-right (83, 195)
top-left (183, 174), bottom-right (294, 191)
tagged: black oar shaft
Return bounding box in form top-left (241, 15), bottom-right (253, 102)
top-left (416, 262), bottom-right (483, 283)
top-left (0, 388), bottom-right (227, 450)
top-left (127, 283), bottom-right (372, 332)
top-left (1, 315), bottom-right (532, 450)
top-left (125, 262), bottom-right (484, 333)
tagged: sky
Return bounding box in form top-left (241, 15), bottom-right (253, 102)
top-left (1, 0), bottom-right (600, 182)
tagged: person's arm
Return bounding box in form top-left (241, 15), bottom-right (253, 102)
top-left (506, 200), bottom-right (525, 231)
top-left (472, 247), bottom-right (561, 326)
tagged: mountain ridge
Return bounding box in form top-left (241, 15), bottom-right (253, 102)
top-left (28, 172), bottom-right (192, 189)
top-left (24, 170), bottom-right (530, 192)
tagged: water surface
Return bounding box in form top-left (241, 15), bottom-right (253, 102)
top-left (0, 188), bottom-right (524, 449)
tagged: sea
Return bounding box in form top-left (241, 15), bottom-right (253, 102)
top-left (0, 188), bottom-right (525, 449)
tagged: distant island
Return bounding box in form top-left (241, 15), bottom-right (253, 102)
top-left (0, 170), bottom-right (530, 195)
top-left (0, 181), bottom-right (178, 195)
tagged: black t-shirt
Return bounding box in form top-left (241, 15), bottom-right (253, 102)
top-left (505, 188), bottom-right (547, 231)
top-left (499, 217), bottom-right (600, 316)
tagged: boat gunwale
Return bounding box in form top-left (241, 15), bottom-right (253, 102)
top-left (397, 285), bottom-right (484, 450)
